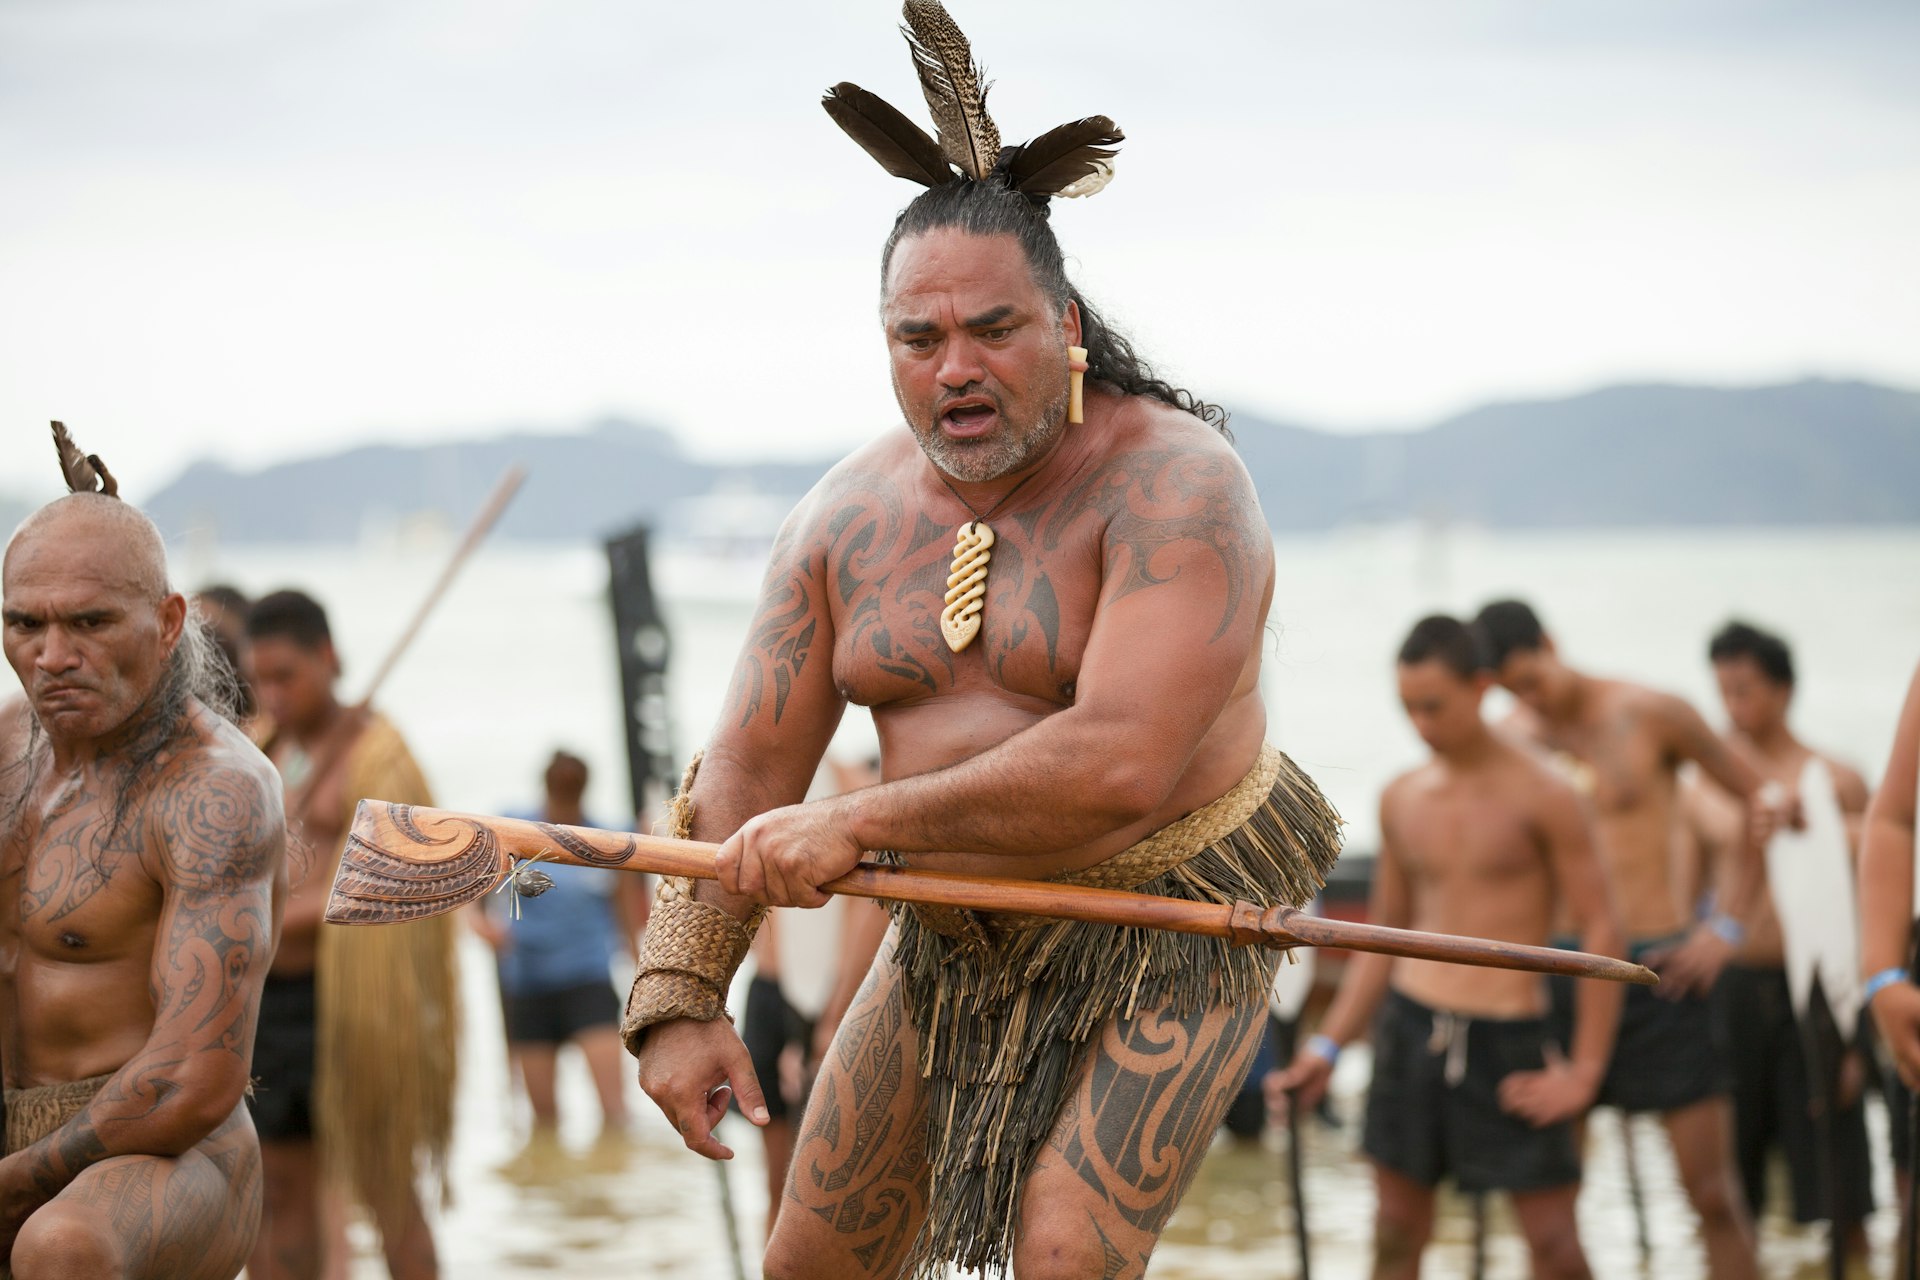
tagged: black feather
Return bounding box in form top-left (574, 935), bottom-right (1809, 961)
top-left (1002, 116), bottom-right (1124, 197)
top-left (822, 82), bottom-right (955, 187)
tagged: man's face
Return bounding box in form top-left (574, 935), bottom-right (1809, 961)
top-left (1398, 659), bottom-right (1488, 753)
top-left (249, 635), bottom-right (337, 735)
top-left (1714, 655), bottom-right (1790, 739)
top-left (1494, 646), bottom-right (1562, 717)
top-left (882, 228), bottom-right (1081, 483)
top-left (2, 536), bottom-right (183, 741)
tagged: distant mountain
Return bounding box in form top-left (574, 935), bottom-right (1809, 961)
top-left (136, 378), bottom-right (1920, 544)
top-left (0, 495), bottom-right (28, 538)
top-left (143, 419), bottom-right (826, 545)
top-left (1234, 378), bottom-right (1920, 529)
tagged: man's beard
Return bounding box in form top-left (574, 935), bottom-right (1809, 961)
top-left (911, 384), bottom-right (1071, 484)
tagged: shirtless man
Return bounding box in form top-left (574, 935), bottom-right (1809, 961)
top-left (1271, 615), bottom-right (1622, 1280)
top-left (1474, 599), bottom-right (1780, 1279)
top-left (1860, 656), bottom-right (1920, 1241)
top-left (244, 590), bottom-right (451, 1280)
top-left (0, 492), bottom-right (286, 1278)
top-left (623, 162), bottom-right (1339, 1277)
top-left (1682, 621), bottom-right (1874, 1254)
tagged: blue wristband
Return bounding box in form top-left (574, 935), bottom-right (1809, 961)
top-left (1865, 967), bottom-right (1910, 1007)
top-left (1306, 1034), bottom-right (1341, 1067)
top-left (1705, 913), bottom-right (1746, 947)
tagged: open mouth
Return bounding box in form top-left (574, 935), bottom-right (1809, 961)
top-left (939, 398), bottom-right (1000, 439)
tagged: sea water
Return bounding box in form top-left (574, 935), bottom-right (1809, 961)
top-left (190, 524), bottom-right (1920, 1278)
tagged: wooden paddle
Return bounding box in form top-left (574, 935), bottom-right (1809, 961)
top-left (325, 802), bottom-right (1657, 986)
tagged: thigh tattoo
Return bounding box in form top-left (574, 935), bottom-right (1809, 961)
top-left (784, 962), bottom-right (930, 1275)
top-left (1048, 999), bottom-right (1266, 1238)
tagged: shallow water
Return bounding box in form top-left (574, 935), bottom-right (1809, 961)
top-left (340, 960), bottom-right (1905, 1277)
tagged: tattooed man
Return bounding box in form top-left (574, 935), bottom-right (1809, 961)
top-left (0, 492), bottom-right (286, 1278)
top-left (624, 162), bottom-right (1340, 1276)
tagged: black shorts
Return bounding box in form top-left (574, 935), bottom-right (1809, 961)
top-left (501, 978), bottom-right (620, 1046)
top-left (1549, 935), bottom-right (1726, 1113)
top-left (248, 972), bottom-right (317, 1142)
top-left (1714, 965), bottom-right (1874, 1223)
top-left (1361, 990), bottom-right (1581, 1193)
top-left (742, 975), bottom-right (814, 1123)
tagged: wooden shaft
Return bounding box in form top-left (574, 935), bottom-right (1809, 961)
top-left (284, 466), bottom-right (526, 826)
top-left (328, 801), bottom-right (1656, 986)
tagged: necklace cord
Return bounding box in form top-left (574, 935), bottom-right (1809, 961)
top-left (934, 465), bottom-right (1042, 530)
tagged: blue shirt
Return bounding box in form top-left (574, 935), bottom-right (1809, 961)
top-left (494, 810), bottom-right (625, 996)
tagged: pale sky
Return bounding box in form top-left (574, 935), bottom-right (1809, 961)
top-left (3, 0), bottom-right (1917, 501)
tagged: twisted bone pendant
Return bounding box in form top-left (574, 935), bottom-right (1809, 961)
top-left (941, 521), bottom-right (996, 652)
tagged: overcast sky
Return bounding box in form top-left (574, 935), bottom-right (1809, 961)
top-left (3, 0), bottom-right (1917, 501)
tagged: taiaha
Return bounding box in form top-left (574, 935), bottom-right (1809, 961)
top-left (323, 802), bottom-right (1657, 987)
top-left (282, 465), bottom-right (526, 829)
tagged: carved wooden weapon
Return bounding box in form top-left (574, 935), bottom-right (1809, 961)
top-left (327, 802), bottom-right (1657, 986)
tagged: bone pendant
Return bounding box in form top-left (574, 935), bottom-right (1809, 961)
top-left (941, 521), bottom-right (996, 652)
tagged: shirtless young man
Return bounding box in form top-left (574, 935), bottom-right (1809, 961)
top-left (1474, 599), bottom-right (1781, 1280)
top-left (1858, 655), bottom-right (1920, 1251)
top-left (1682, 621), bottom-right (1874, 1254)
top-left (0, 492), bottom-right (287, 1279)
top-left (622, 71), bottom-right (1343, 1280)
top-left (1271, 616), bottom-right (1622, 1280)
top-left (244, 590), bottom-right (452, 1280)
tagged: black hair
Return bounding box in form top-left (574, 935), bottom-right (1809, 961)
top-left (1473, 599), bottom-right (1547, 668)
top-left (195, 583), bottom-right (250, 616)
top-left (880, 179), bottom-right (1229, 436)
top-left (247, 589), bottom-right (333, 649)
top-left (1709, 620), bottom-right (1794, 688)
top-left (1398, 614), bottom-right (1487, 679)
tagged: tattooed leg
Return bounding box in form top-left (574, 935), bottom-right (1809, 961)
top-left (9, 1107), bottom-right (261, 1280)
top-left (1015, 997), bottom-right (1268, 1280)
top-left (765, 935), bottom-right (930, 1280)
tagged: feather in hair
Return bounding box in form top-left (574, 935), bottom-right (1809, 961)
top-left (50, 421), bottom-right (118, 497)
top-left (822, 82), bottom-right (955, 187)
top-left (1000, 116), bottom-right (1124, 199)
top-left (900, 0), bottom-right (1000, 180)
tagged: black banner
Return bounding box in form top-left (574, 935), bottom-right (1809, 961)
top-left (605, 524), bottom-right (677, 820)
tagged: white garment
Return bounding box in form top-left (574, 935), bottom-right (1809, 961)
top-left (1767, 757), bottom-right (1863, 1037)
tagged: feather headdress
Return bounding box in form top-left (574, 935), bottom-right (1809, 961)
top-left (51, 421), bottom-right (119, 498)
top-left (822, 0), bottom-right (1123, 204)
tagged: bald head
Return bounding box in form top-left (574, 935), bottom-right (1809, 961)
top-left (3, 493), bottom-right (186, 746)
top-left (5, 494), bottom-right (171, 602)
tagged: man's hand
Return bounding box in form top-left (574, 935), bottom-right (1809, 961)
top-left (1498, 1046), bottom-right (1599, 1129)
top-left (636, 1018), bottom-right (771, 1160)
top-left (1647, 924), bottom-right (1734, 998)
top-left (1266, 1050), bottom-right (1335, 1122)
top-left (716, 801), bottom-right (863, 908)
top-left (1872, 981), bottom-right (1920, 1092)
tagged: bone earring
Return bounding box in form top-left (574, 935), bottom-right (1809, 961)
top-left (1068, 345), bottom-right (1088, 424)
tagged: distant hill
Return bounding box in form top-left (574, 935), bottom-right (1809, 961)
top-left (130, 378), bottom-right (1920, 543)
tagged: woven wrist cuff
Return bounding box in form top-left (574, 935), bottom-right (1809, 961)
top-left (621, 874), bottom-right (766, 1055)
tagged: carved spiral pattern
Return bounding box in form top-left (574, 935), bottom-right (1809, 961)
top-left (940, 520), bottom-right (996, 653)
